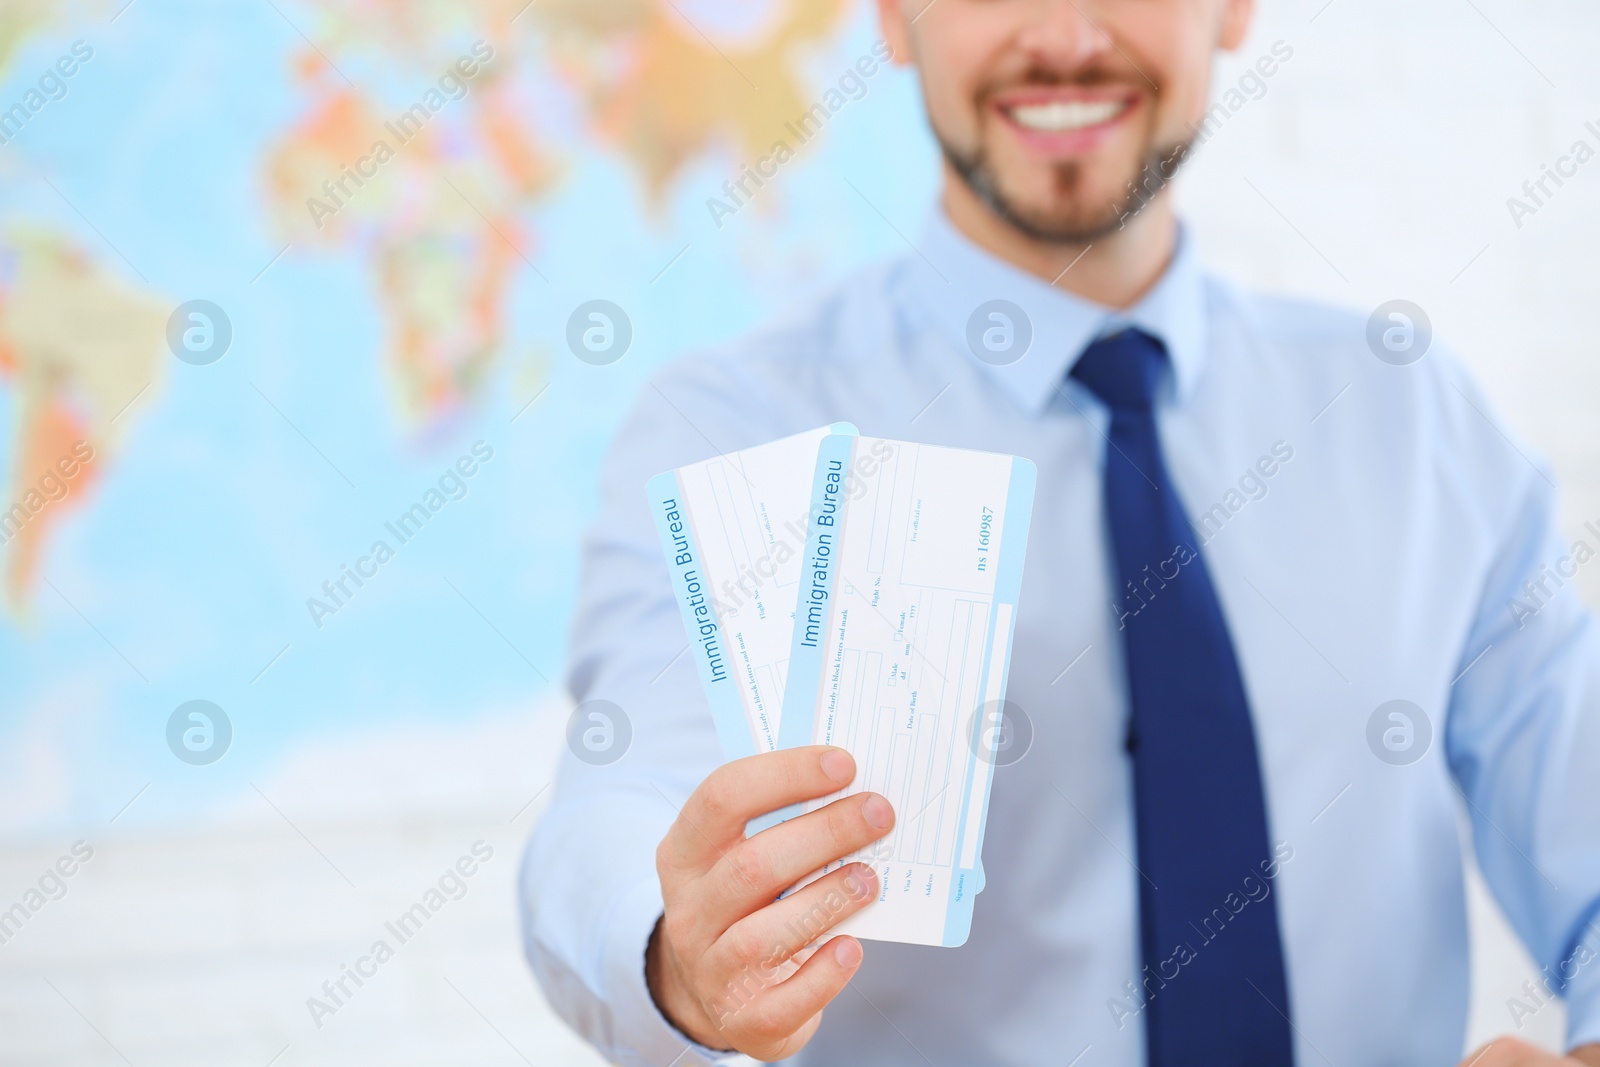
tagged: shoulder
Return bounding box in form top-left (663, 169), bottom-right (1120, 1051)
top-left (1222, 284), bottom-right (1356, 340)
top-left (1206, 274), bottom-right (1553, 529)
top-left (1206, 277), bottom-right (1374, 374)
top-left (1205, 273), bottom-right (1487, 418)
top-left (656, 258), bottom-right (905, 388)
top-left (604, 257), bottom-right (907, 474)
top-left (641, 257), bottom-right (906, 426)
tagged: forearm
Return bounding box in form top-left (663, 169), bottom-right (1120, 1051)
top-left (520, 780), bottom-right (663, 1032)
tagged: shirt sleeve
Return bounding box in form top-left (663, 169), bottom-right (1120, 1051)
top-left (1444, 427), bottom-right (1600, 1050)
top-left (518, 362), bottom-right (769, 1066)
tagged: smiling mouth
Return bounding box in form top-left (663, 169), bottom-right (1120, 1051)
top-left (1003, 98), bottom-right (1131, 133)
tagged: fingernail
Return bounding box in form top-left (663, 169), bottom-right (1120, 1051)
top-left (833, 937), bottom-right (862, 968)
top-left (821, 749), bottom-right (854, 783)
top-left (862, 794), bottom-right (893, 830)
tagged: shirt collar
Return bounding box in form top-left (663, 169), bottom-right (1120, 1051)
top-left (906, 210), bottom-right (1208, 414)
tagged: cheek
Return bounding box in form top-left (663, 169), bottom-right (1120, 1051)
top-left (1095, 4), bottom-right (1211, 124)
top-left (1143, 20), bottom-right (1217, 131)
top-left (918, 47), bottom-right (983, 140)
top-left (914, 14), bottom-right (1019, 141)
top-left (1162, 71), bottom-right (1210, 131)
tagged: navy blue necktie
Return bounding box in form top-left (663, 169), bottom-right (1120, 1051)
top-left (1071, 329), bottom-right (1295, 1066)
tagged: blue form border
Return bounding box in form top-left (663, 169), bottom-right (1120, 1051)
top-left (940, 455), bottom-right (1035, 946)
top-left (777, 432), bottom-right (857, 752)
top-left (644, 424), bottom-right (858, 764)
top-left (646, 470), bottom-right (755, 761)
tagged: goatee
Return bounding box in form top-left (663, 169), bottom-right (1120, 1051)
top-left (940, 137), bottom-right (1193, 245)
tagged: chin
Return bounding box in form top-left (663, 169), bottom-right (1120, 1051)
top-left (981, 167), bottom-right (1146, 243)
top-left (945, 129), bottom-right (1188, 245)
top-left (1004, 206), bottom-right (1132, 244)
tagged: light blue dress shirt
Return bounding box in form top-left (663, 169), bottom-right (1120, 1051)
top-left (521, 211), bottom-right (1600, 1066)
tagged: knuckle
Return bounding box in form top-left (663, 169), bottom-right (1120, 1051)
top-left (785, 958), bottom-right (835, 1014)
top-left (722, 924), bottom-right (766, 967)
top-left (826, 801), bottom-right (864, 848)
top-left (746, 998), bottom-right (789, 1042)
top-left (777, 752), bottom-right (807, 796)
top-left (694, 777), bottom-right (732, 824)
top-left (724, 843), bottom-right (771, 892)
top-left (839, 864), bottom-right (876, 904)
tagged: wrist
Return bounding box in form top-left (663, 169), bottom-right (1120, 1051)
top-left (645, 915), bottom-right (729, 1052)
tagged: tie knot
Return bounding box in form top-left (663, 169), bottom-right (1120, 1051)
top-left (1069, 328), bottom-right (1169, 411)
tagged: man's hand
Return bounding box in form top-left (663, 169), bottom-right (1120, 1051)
top-left (646, 745), bottom-right (894, 1061)
top-left (1459, 1038), bottom-right (1600, 1067)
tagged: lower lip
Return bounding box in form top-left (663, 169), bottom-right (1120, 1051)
top-left (997, 99), bottom-right (1136, 156)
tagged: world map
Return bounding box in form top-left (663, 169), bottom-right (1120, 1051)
top-left (0, 0), bottom-right (924, 829)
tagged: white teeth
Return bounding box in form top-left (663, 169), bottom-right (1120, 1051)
top-left (1008, 99), bottom-right (1125, 132)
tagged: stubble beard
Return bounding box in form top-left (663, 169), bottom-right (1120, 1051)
top-left (939, 129), bottom-right (1194, 245)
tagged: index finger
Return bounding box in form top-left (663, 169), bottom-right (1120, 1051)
top-left (662, 746), bottom-right (855, 871)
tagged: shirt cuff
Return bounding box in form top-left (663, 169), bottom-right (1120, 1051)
top-left (605, 874), bottom-right (749, 1067)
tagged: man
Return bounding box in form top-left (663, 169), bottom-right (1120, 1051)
top-left (521, 0), bottom-right (1600, 1063)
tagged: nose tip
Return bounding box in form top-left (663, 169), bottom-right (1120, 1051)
top-left (1014, 0), bottom-right (1115, 67)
